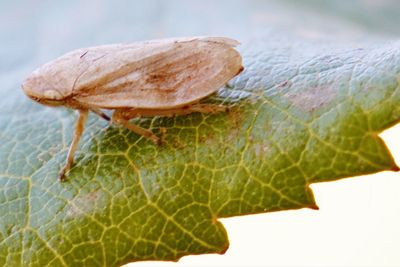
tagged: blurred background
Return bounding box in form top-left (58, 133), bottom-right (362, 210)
top-left (1, 0), bottom-right (400, 266)
top-left (3, 0), bottom-right (400, 73)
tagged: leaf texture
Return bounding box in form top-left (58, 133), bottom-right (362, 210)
top-left (0, 32), bottom-right (399, 266)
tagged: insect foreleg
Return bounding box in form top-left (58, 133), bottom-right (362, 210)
top-left (59, 109), bottom-right (88, 181)
top-left (112, 110), bottom-right (161, 145)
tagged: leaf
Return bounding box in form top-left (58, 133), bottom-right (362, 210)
top-left (0, 32), bottom-right (399, 266)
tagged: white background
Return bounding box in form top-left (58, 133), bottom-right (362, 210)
top-left (128, 124), bottom-right (400, 266)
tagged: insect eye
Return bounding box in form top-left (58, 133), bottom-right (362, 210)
top-left (44, 89), bottom-right (63, 100)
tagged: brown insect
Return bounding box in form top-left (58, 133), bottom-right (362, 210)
top-left (21, 37), bottom-right (243, 181)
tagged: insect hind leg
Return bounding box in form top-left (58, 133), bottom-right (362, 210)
top-left (112, 110), bottom-right (161, 145)
top-left (148, 103), bottom-right (229, 116)
top-left (91, 108), bottom-right (111, 121)
top-left (117, 104), bottom-right (229, 118)
top-left (111, 104), bottom-right (228, 145)
top-left (180, 103), bottom-right (229, 115)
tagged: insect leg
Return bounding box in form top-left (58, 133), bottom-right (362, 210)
top-left (120, 104), bottom-right (229, 117)
top-left (112, 110), bottom-right (161, 145)
top-left (59, 109), bottom-right (88, 182)
top-left (182, 103), bottom-right (229, 114)
top-left (152, 103), bottom-right (229, 116)
top-left (91, 108), bottom-right (111, 121)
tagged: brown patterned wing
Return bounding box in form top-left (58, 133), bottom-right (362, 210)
top-left (71, 37), bottom-right (243, 109)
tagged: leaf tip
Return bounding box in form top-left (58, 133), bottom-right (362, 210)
top-left (308, 204), bottom-right (319, 210)
top-left (220, 240), bottom-right (230, 255)
top-left (390, 165), bottom-right (400, 172)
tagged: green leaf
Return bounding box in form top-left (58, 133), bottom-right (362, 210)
top-left (0, 32), bottom-right (399, 266)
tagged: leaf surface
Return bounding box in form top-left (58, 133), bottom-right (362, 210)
top-left (0, 33), bottom-right (399, 266)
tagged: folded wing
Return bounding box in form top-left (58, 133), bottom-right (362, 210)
top-left (70, 37), bottom-right (243, 109)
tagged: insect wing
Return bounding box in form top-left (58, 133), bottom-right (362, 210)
top-left (72, 37), bottom-right (242, 109)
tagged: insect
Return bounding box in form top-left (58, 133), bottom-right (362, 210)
top-left (22, 36), bottom-right (244, 181)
